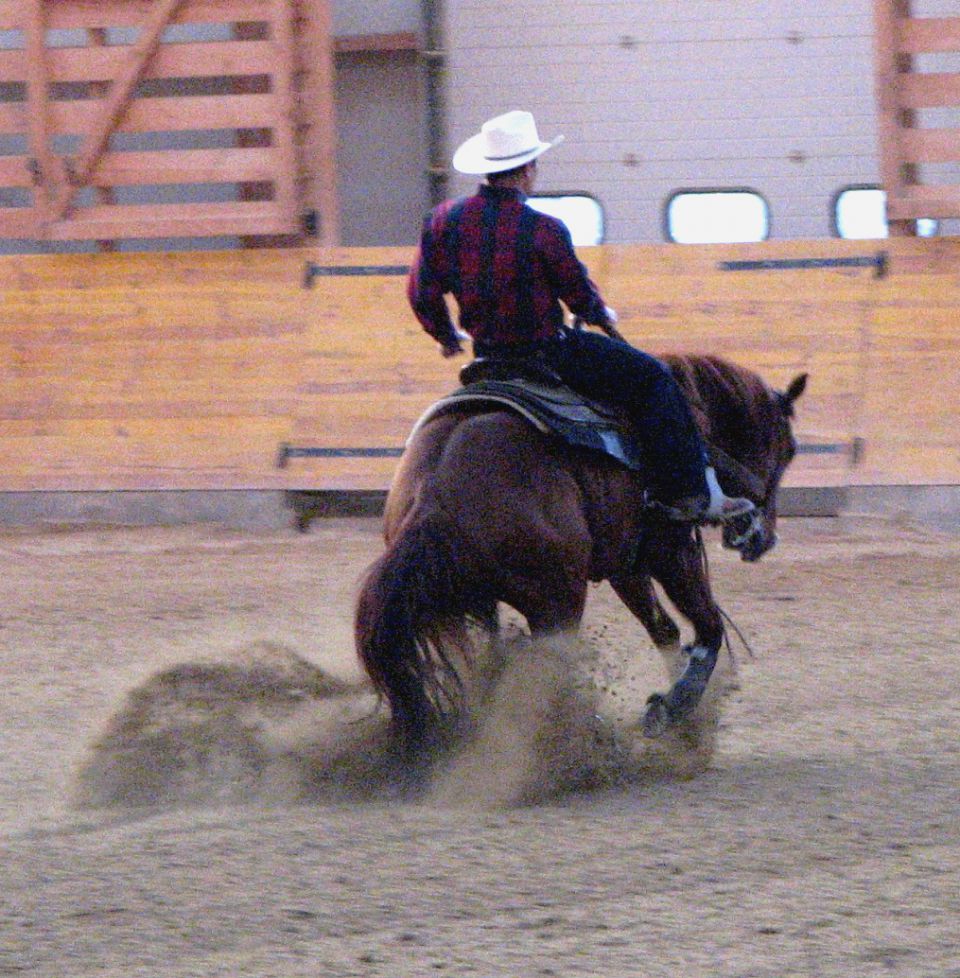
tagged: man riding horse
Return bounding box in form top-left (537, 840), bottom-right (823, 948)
top-left (408, 109), bottom-right (755, 529)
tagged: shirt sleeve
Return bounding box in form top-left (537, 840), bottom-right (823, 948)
top-left (537, 215), bottom-right (609, 326)
top-left (407, 209), bottom-right (460, 347)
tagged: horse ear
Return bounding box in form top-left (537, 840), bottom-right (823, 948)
top-left (785, 373), bottom-right (808, 404)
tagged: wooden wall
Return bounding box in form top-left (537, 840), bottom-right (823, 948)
top-left (0, 238), bottom-right (957, 495)
top-left (0, 0), bottom-right (336, 244)
top-left (592, 238), bottom-right (960, 489)
top-left (873, 0), bottom-right (960, 233)
top-left (0, 249), bottom-right (305, 490)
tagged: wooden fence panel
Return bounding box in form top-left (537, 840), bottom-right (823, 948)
top-left (0, 239), bottom-right (957, 495)
top-left (0, 248), bottom-right (307, 490)
top-left (287, 252), bottom-right (450, 489)
top-left (0, 0), bottom-right (335, 243)
top-left (583, 242), bottom-right (877, 488)
top-left (874, 0), bottom-right (960, 231)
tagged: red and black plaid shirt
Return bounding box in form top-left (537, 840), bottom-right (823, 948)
top-left (408, 184), bottom-right (608, 350)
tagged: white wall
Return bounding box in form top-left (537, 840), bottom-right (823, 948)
top-left (332, 0), bottom-right (421, 36)
top-left (444, 1), bottom-right (885, 241)
top-left (331, 1), bottom-right (429, 244)
top-left (2, 1), bottom-right (954, 248)
top-left (335, 51), bottom-right (430, 246)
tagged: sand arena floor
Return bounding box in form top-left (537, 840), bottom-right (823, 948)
top-left (1, 514), bottom-right (959, 977)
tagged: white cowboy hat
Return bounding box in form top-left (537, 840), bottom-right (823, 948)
top-left (452, 110), bottom-right (565, 175)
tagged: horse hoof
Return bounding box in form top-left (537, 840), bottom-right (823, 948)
top-left (641, 694), bottom-right (671, 739)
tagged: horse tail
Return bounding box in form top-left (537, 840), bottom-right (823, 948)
top-left (354, 508), bottom-right (481, 756)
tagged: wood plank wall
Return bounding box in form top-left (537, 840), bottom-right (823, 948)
top-left (0, 249), bottom-right (307, 490)
top-left (0, 0), bottom-right (333, 243)
top-left (0, 238), bottom-right (957, 494)
top-left (593, 238), bottom-right (959, 488)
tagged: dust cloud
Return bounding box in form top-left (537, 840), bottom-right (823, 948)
top-left (74, 630), bottom-right (731, 813)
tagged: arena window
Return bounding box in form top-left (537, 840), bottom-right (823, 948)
top-left (664, 188), bottom-right (770, 244)
top-left (528, 193), bottom-right (605, 246)
top-left (833, 185), bottom-right (938, 239)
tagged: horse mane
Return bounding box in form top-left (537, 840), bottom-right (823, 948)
top-left (660, 353), bottom-right (777, 450)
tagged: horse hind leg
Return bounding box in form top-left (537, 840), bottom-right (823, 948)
top-left (462, 599), bottom-right (508, 707)
top-left (488, 565), bottom-right (590, 694)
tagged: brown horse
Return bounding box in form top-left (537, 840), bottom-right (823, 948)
top-left (355, 354), bottom-right (807, 756)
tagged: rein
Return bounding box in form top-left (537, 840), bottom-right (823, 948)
top-left (694, 526), bottom-right (757, 662)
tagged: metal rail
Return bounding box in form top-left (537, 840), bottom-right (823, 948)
top-left (302, 263), bottom-right (410, 287)
top-left (277, 440), bottom-right (860, 468)
top-left (718, 251), bottom-right (888, 278)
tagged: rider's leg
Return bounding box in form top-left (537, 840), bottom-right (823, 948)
top-left (546, 330), bottom-right (753, 523)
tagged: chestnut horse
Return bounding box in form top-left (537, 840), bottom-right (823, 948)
top-left (355, 354), bottom-right (807, 756)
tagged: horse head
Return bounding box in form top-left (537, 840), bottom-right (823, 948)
top-left (665, 356), bottom-right (807, 563)
top-left (719, 371), bottom-right (808, 562)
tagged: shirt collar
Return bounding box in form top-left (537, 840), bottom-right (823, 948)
top-left (479, 183), bottom-right (528, 203)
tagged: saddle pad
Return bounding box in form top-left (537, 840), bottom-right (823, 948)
top-left (409, 378), bottom-right (646, 471)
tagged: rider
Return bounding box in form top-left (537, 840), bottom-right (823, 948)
top-left (407, 109), bottom-right (755, 526)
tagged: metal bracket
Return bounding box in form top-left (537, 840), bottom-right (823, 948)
top-left (850, 437), bottom-right (865, 466)
top-left (796, 439), bottom-right (865, 467)
top-left (301, 209), bottom-right (319, 237)
top-left (301, 262), bottom-right (410, 288)
top-left (277, 443), bottom-right (404, 467)
top-left (719, 250), bottom-right (888, 279)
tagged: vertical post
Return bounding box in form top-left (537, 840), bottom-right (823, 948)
top-left (231, 20), bottom-right (282, 248)
top-left (23, 0), bottom-right (61, 234)
top-left (421, 0), bottom-right (448, 206)
top-left (873, 0), bottom-right (917, 236)
top-left (88, 27), bottom-right (117, 252)
top-left (293, 0), bottom-right (340, 245)
top-left (268, 0), bottom-right (302, 233)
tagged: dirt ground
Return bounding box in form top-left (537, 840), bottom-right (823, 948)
top-left (1, 512), bottom-right (959, 978)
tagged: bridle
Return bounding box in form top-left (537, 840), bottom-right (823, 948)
top-left (706, 388), bottom-right (798, 513)
top-left (706, 441), bottom-right (780, 554)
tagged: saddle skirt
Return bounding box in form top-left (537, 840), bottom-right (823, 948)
top-left (409, 373), bottom-right (645, 472)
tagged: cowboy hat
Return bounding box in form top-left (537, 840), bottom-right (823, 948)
top-left (452, 110), bottom-right (565, 175)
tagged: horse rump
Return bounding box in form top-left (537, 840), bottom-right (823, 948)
top-left (354, 508), bottom-right (488, 758)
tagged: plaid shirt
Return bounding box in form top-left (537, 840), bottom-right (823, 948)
top-left (408, 184), bottom-right (609, 350)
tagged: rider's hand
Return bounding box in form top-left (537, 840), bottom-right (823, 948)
top-left (600, 306), bottom-right (627, 342)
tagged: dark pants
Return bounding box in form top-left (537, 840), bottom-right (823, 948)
top-left (542, 330), bottom-right (709, 502)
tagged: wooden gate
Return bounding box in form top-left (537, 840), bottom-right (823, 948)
top-left (874, 0), bottom-right (960, 234)
top-left (0, 0), bottom-right (336, 243)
